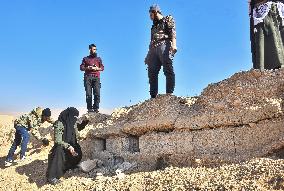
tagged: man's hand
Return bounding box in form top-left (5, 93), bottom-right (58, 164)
top-left (68, 146), bottom-right (78, 156)
top-left (77, 119), bottom-right (89, 131)
top-left (170, 46), bottom-right (177, 55)
top-left (95, 67), bottom-right (102, 71)
top-left (144, 57), bottom-right (148, 65)
top-left (88, 66), bottom-right (100, 71)
top-left (145, 51), bottom-right (150, 65)
top-left (42, 138), bottom-right (49, 146)
top-left (27, 118), bottom-right (32, 129)
top-left (171, 38), bottom-right (177, 55)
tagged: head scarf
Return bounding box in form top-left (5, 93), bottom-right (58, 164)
top-left (58, 107), bottom-right (79, 145)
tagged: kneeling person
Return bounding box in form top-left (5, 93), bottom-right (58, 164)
top-left (46, 107), bottom-right (89, 185)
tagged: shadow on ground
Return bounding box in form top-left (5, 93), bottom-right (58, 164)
top-left (16, 159), bottom-right (48, 188)
top-left (0, 156), bottom-right (8, 169)
top-left (15, 158), bottom-right (93, 187)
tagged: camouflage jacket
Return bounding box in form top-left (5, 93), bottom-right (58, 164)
top-left (53, 120), bottom-right (79, 149)
top-left (150, 15), bottom-right (176, 48)
top-left (14, 109), bottom-right (43, 140)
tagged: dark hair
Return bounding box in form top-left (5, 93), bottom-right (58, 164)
top-left (89, 44), bottom-right (96, 49)
top-left (42, 108), bottom-right (51, 117)
top-left (149, 4), bottom-right (162, 14)
top-left (150, 10), bottom-right (161, 14)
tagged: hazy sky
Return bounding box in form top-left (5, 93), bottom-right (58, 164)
top-left (0, 0), bottom-right (251, 115)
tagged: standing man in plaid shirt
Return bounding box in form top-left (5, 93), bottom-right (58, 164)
top-left (80, 44), bottom-right (104, 113)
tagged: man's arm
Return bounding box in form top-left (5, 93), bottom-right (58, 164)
top-left (166, 15), bottom-right (177, 53)
top-left (97, 58), bottom-right (104, 71)
top-left (80, 58), bottom-right (89, 71)
top-left (89, 58), bottom-right (104, 71)
top-left (145, 28), bottom-right (153, 65)
top-left (30, 128), bottom-right (42, 140)
top-left (27, 115), bottom-right (42, 140)
top-left (76, 119), bottom-right (89, 131)
top-left (171, 33), bottom-right (177, 52)
top-left (82, 58), bottom-right (104, 72)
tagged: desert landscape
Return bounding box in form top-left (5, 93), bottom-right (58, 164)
top-left (0, 69), bottom-right (284, 191)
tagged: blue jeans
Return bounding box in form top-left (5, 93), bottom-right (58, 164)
top-left (147, 42), bottom-right (175, 96)
top-left (6, 126), bottom-right (30, 161)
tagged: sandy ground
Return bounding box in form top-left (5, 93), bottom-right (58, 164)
top-left (1, 123), bottom-right (284, 191)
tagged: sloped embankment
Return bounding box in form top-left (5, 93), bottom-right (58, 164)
top-left (85, 69), bottom-right (284, 171)
top-left (0, 69), bottom-right (284, 191)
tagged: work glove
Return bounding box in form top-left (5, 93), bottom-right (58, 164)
top-left (42, 138), bottom-right (50, 146)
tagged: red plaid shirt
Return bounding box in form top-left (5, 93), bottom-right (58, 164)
top-left (80, 56), bottom-right (104, 78)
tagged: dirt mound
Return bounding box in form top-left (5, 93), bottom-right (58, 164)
top-left (0, 69), bottom-right (284, 190)
top-left (177, 69), bottom-right (284, 130)
top-left (82, 69), bottom-right (284, 172)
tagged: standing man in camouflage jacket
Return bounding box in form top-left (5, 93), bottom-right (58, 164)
top-left (80, 44), bottom-right (104, 113)
top-left (145, 4), bottom-right (177, 98)
top-left (5, 107), bottom-right (52, 167)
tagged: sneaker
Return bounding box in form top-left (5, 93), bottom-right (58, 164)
top-left (151, 95), bottom-right (157, 99)
top-left (47, 178), bottom-right (61, 185)
top-left (4, 160), bottom-right (13, 167)
top-left (15, 156), bottom-right (26, 163)
top-left (87, 109), bottom-right (94, 113)
top-left (88, 109), bottom-right (99, 113)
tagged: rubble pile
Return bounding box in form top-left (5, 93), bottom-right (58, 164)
top-left (78, 113), bottom-right (110, 139)
top-left (89, 95), bottom-right (197, 137)
top-left (0, 69), bottom-right (283, 190)
top-left (85, 69), bottom-right (284, 173)
top-left (177, 69), bottom-right (284, 130)
top-left (87, 69), bottom-right (284, 138)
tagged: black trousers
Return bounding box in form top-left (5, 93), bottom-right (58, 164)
top-left (84, 75), bottom-right (100, 111)
top-left (46, 143), bottom-right (82, 180)
top-left (147, 42), bottom-right (175, 97)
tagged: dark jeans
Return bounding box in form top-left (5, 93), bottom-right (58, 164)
top-left (84, 75), bottom-right (100, 111)
top-left (147, 42), bottom-right (175, 97)
top-left (6, 126), bottom-right (30, 161)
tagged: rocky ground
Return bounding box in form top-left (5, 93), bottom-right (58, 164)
top-left (0, 69), bottom-right (284, 191)
top-left (0, 119), bottom-right (284, 190)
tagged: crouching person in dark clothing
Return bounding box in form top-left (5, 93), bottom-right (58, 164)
top-left (46, 107), bottom-right (89, 185)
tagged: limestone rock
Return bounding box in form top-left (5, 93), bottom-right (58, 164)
top-left (79, 159), bottom-right (101, 173)
top-left (87, 69), bottom-right (284, 171)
